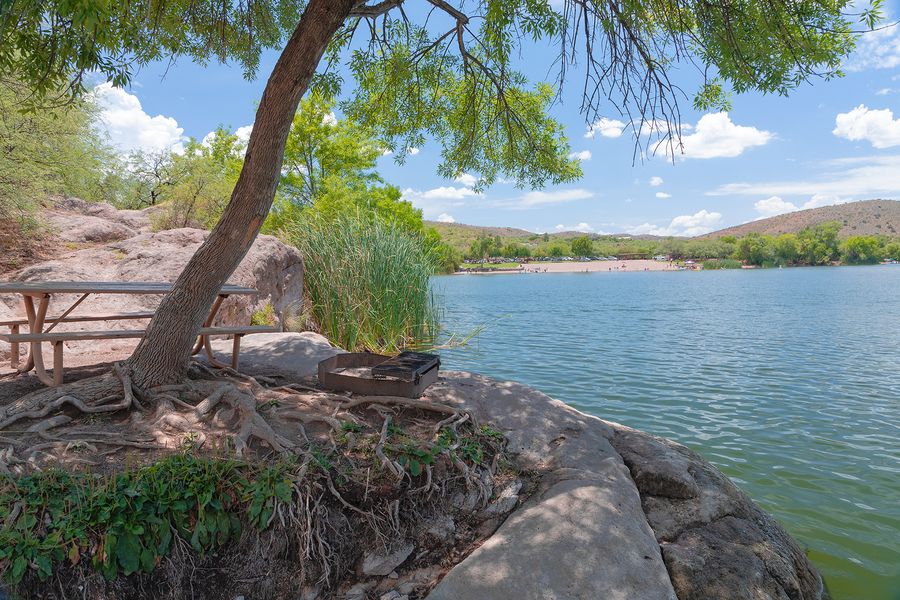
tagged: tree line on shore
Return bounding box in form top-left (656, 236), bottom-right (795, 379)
top-left (464, 223), bottom-right (900, 267)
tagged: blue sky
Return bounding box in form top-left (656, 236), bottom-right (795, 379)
top-left (93, 2), bottom-right (900, 237)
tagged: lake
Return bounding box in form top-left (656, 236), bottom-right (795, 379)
top-left (432, 266), bottom-right (900, 600)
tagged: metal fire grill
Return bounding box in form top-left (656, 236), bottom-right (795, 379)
top-left (317, 351), bottom-right (440, 398)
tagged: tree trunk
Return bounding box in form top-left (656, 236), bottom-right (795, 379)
top-left (126, 0), bottom-right (356, 388)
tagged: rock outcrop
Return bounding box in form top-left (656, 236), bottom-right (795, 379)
top-left (0, 198), bottom-right (303, 366)
top-left (424, 373), bottom-right (825, 600)
top-left (204, 334), bottom-right (825, 600)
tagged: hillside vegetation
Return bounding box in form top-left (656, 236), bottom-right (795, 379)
top-left (702, 199), bottom-right (900, 239)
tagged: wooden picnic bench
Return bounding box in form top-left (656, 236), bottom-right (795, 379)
top-left (0, 281), bottom-right (279, 386)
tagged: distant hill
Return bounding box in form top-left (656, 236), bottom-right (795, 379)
top-left (426, 221), bottom-right (542, 251)
top-left (426, 220), bottom-right (669, 252)
top-left (702, 199), bottom-right (900, 239)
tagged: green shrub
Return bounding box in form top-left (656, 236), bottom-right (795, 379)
top-left (702, 258), bottom-right (742, 270)
top-left (251, 303), bottom-right (277, 326)
top-left (286, 212), bottom-right (439, 353)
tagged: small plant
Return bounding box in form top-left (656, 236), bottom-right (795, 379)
top-left (250, 303), bottom-right (277, 326)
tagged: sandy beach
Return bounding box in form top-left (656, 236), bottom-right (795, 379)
top-left (458, 259), bottom-right (682, 274)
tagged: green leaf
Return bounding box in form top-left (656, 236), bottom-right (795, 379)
top-left (10, 556), bottom-right (28, 583)
top-left (274, 480), bottom-right (292, 503)
top-left (408, 460), bottom-right (422, 477)
top-left (116, 532), bottom-right (141, 575)
top-left (35, 554), bottom-right (52, 580)
top-left (158, 525), bottom-right (173, 555)
top-left (139, 548), bottom-right (156, 573)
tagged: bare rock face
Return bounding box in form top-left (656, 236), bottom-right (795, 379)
top-left (608, 424), bottom-right (825, 600)
top-left (426, 373), bottom-right (825, 600)
top-left (0, 199), bottom-right (302, 366)
top-left (45, 196), bottom-right (152, 241)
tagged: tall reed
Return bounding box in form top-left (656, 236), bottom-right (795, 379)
top-left (286, 212), bottom-right (439, 354)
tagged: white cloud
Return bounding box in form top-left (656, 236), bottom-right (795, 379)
top-left (875, 88), bottom-right (896, 96)
top-left (92, 83), bottom-right (184, 154)
top-left (554, 222), bottom-right (596, 233)
top-left (802, 194), bottom-right (844, 210)
top-left (585, 117), bottom-right (626, 139)
top-left (407, 147), bottom-right (420, 155)
top-left (414, 186), bottom-right (477, 200)
top-left (402, 185), bottom-right (480, 219)
top-left (454, 172), bottom-right (478, 187)
top-left (628, 209), bottom-right (722, 237)
top-left (754, 194), bottom-right (848, 219)
top-left (655, 192), bottom-right (671, 199)
top-left (754, 196), bottom-right (799, 218)
top-left (436, 213), bottom-right (456, 223)
top-left (678, 112), bottom-right (773, 159)
top-left (568, 150), bottom-right (592, 161)
top-left (201, 124), bottom-right (253, 150)
top-left (845, 25), bottom-right (900, 72)
top-left (649, 176), bottom-right (664, 187)
top-left (709, 154), bottom-right (900, 199)
top-left (322, 112), bottom-right (337, 126)
top-left (235, 125), bottom-right (253, 146)
top-left (381, 148), bottom-right (394, 156)
top-left (513, 188), bottom-right (594, 208)
top-left (833, 105), bottom-right (900, 148)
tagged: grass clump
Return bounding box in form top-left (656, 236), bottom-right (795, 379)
top-left (287, 212), bottom-right (439, 353)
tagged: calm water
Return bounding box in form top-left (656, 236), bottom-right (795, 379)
top-left (432, 266), bottom-right (900, 600)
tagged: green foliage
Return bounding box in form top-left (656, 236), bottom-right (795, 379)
top-left (279, 92), bottom-right (383, 208)
top-left (250, 303), bottom-right (277, 326)
top-left (286, 211), bottom-right (439, 353)
top-left (0, 77), bottom-right (118, 219)
top-left (570, 236), bottom-right (594, 257)
top-left (702, 258), bottom-right (742, 270)
top-left (797, 221), bottom-right (842, 265)
top-left (1, 0), bottom-right (866, 197)
top-left (734, 233), bottom-right (775, 266)
top-left (841, 235), bottom-right (883, 265)
top-left (500, 242), bottom-right (531, 259)
top-left (884, 241), bottom-right (900, 261)
top-left (150, 128), bottom-right (244, 230)
top-left (0, 454), bottom-right (303, 586)
top-left (384, 423), bottom-right (500, 478)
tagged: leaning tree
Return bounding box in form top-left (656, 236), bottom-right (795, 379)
top-left (0, 0), bottom-right (878, 447)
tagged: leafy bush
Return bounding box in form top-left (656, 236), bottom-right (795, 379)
top-left (286, 212), bottom-right (439, 353)
top-left (702, 258), bottom-right (743, 270)
top-left (0, 454), bottom-right (295, 585)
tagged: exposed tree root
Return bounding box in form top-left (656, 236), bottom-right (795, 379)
top-left (0, 360), bottom-right (497, 503)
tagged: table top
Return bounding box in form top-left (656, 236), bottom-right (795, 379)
top-left (0, 281), bottom-right (259, 295)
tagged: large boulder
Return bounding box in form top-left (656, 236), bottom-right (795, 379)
top-left (422, 372), bottom-right (824, 600)
top-left (608, 425), bottom-right (825, 600)
top-left (0, 200), bottom-right (303, 366)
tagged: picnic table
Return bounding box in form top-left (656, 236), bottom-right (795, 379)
top-left (0, 281), bottom-right (278, 386)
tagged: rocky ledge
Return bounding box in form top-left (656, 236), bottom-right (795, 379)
top-left (227, 334), bottom-right (826, 600)
top-left (0, 197), bottom-right (303, 367)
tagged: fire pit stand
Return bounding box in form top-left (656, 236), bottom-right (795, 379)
top-left (317, 351), bottom-right (440, 398)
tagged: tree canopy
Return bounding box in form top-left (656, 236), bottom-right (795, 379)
top-left (1, 0), bottom-right (876, 173)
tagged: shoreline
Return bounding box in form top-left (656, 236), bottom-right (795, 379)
top-left (455, 259), bottom-right (682, 274)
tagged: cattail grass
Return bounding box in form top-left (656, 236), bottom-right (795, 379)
top-left (287, 212), bottom-right (439, 354)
